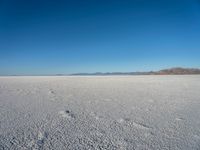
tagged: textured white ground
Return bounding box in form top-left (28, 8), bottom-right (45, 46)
top-left (0, 76), bottom-right (200, 150)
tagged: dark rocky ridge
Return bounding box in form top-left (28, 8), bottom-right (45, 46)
top-left (155, 67), bottom-right (200, 75)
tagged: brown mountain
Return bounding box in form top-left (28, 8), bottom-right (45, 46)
top-left (155, 67), bottom-right (200, 75)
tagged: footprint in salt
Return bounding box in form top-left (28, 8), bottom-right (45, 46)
top-left (175, 117), bottom-right (184, 121)
top-left (49, 89), bottom-right (55, 95)
top-left (148, 99), bottom-right (154, 103)
top-left (58, 110), bottom-right (75, 120)
top-left (193, 134), bottom-right (200, 140)
top-left (131, 121), bottom-right (151, 130)
top-left (104, 98), bottom-right (112, 102)
top-left (36, 131), bottom-right (48, 148)
top-left (48, 89), bottom-right (57, 101)
top-left (91, 112), bottom-right (103, 120)
top-left (117, 118), bottom-right (131, 124)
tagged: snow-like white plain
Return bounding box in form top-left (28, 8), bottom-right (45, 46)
top-left (0, 75), bottom-right (200, 150)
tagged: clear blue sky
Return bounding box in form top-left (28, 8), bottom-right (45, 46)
top-left (0, 0), bottom-right (200, 75)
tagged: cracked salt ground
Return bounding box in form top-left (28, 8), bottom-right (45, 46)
top-left (1, 75), bottom-right (200, 149)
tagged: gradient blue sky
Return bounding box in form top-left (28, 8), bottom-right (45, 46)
top-left (0, 0), bottom-right (200, 75)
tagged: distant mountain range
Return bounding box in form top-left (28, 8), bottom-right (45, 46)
top-left (71, 67), bottom-right (200, 76)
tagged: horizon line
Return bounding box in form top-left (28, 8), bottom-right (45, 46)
top-left (1, 67), bottom-right (200, 76)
